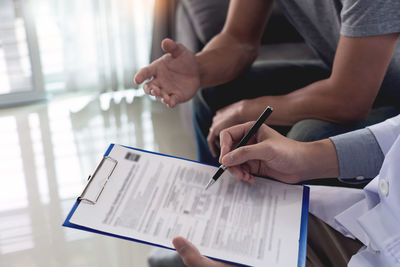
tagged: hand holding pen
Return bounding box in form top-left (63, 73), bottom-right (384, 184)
top-left (205, 106), bottom-right (273, 189)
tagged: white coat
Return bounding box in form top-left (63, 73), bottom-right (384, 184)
top-left (309, 115), bottom-right (400, 266)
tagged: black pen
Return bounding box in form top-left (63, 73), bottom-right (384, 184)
top-left (205, 106), bottom-right (273, 190)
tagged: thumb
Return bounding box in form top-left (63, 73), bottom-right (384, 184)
top-left (173, 237), bottom-right (209, 267)
top-left (161, 38), bottom-right (182, 58)
top-left (221, 143), bottom-right (266, 167)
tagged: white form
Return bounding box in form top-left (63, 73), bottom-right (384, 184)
top-left (70, 145), bottom-right (306, 267)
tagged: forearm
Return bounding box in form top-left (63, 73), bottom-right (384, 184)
top-left (298, 139), bottom-right (340, 180)
top-left (195, 33), bottom-right (259, 88)
top-left (258, 34), bottom-right (399, 126)
top-left (195, 0), bottom-right (273, 88)
top-left (282, 78), bottom-right (369, 124)
top-left (247, 78), bottom-right (373, 126)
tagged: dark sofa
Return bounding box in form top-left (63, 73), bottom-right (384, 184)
top-left (174, 0), bottom-right (317, 61)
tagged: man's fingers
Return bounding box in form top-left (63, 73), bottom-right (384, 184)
top-left (173, 237), bottom-right (210, 267)
top-left (250, 176), bottom-right (256, 184)
top-left (241, 164), bottom-right (255, 184)
top-left (161, 93), bottom-right (170, 105)
top-left (242, 164), bottom-right (250, 178)
top-left (150, 86), bottom-right (162, 97)
top-left (165, 94), bottom-right (178, 108)
top-left (228, 166), bottom-right (245, 181)
top-left (143, 82), bottom-right (171, 106)
top-left (222, 122), bottom-right (255, 142)
top-left (215, 139), bottom-right (221, 151)
top-left (207, 129), bottom-right (218, 157)
top-left (221, 143), bottom-right (267, 166)
top-left (134, 66), bottom-right (155, 85)
top-left (219, 130), bottom-right (234, 162)
top-left (159, 94), bottom-right (179, 108)
top-left (227, 165), bottom-right (255, 184)
top-left (161, 38), bottom-right (182, 58)
top-left (219, 122), bottom-right (255, 161)
top-left (143, 83), bottom-right (151, 95)
top-left (208, 117), bottom-right (233, 159)
top-left (143, 84), bottom-right (160, 96)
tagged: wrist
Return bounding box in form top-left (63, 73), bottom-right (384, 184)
top-left (299, 139), bottom-right (339, 180)
top-left (251, 95), bottom-right (298, 126)
top-left (241, 98), bottom-right (270, 121)
top-left (195, 53), bottom-right (206, 87)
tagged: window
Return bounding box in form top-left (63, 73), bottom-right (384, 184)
top-left (0, 0), bottom-right (154, 107)
top-left (0, 0), bottom-right (45, 107)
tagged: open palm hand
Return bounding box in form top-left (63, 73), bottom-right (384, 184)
top-left (134, 38), bottom-right (200, 107)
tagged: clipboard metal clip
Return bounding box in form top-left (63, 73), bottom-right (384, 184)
top-left (78, 156), bottom-right (118, 205)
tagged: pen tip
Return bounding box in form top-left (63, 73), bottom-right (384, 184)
top-left (204, 179), bottom-right (215, 190)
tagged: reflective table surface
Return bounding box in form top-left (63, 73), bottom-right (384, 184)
top-left (0, 90), bottom-right (196, 267)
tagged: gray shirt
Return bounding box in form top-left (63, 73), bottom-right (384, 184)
top-left (276, 0), bottom-right (400, 101)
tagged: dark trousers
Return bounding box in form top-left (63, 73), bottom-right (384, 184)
top-left (192, 60), bottom-right (400, 167)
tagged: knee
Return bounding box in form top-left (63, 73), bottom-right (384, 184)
top-left (148, 248), bottom-right (185, 267)
top-left (191, 90), bottom-right (214, 128)
top-left (192, 91), bottom-right (206, 117)
top-left (287, 119), bottom-right (344, 142)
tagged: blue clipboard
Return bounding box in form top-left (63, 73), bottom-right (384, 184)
top-left (63, 144), bottom-right (309, 267)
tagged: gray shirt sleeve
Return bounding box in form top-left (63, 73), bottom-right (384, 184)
top-left (341, 0), bottom-right (400, 37)
top-left (329, 128), bottom-right (384, 183)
